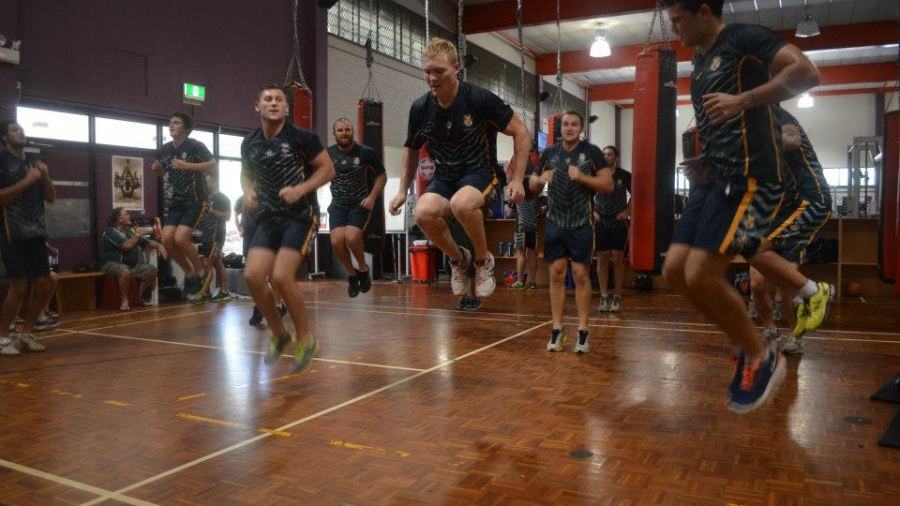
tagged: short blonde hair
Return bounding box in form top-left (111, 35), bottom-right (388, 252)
top-left (423, 37), bottom-right (459, 67)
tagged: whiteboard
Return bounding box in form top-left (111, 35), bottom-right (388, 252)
top-left (384, 177), bottom-right (409, 233)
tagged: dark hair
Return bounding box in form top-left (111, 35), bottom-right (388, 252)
top-left (107, 207), bottom-right (127, 227)
top-left (662, 0), bottom-right (724, 16)
top-left (562, 110), bottom-right (585, 127)
top-left (171, 112), bottom-right (194, 134)
top-left (602, 145), bottom-right (620, 158)
top-left (258, 84), bottom-right (285, 100)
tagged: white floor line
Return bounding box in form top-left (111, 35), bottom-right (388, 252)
top-left (75, 319), bottom-right (553, 506)
top-left (0, 458), bottom-right (161, 506)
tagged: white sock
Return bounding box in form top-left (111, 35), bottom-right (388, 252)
top-left (798, 280), bottom-right (818, 299)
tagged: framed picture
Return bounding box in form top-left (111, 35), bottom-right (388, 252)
top-left (112, 156), bottom-right (144, 210)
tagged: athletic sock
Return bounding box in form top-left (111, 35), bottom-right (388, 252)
top-left (798, 280), bottom-right (818, 299)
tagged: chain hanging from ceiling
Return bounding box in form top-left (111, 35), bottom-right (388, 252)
top-left (284, 0), bottom-right (310, 88)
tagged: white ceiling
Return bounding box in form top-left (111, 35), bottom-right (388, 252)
top-left (461, 0), bottom-right (899, 91)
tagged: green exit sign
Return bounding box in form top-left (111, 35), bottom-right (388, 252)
top-left (183, 83), bottom-right (206, 105)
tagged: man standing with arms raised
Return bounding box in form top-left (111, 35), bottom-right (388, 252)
top-left (389, 37), bottom-right (531, 301)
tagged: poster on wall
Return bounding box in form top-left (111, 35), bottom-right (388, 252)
top-left (112, 156), bottom-right (144, 210)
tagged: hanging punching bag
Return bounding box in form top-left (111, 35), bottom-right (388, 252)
top-left (547, 112), bottom-right (563, 146)
top-left (358, 99), bottom-right (386, 260)
top-left (879, 110), bottom-right (899, 287)
top-left (630, 49), bottom-right (677, 273)
top-left (285, 82), bottom-right (313, 129)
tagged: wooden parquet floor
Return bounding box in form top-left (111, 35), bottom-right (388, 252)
top-left (1, 280), bottom-right (899, 506)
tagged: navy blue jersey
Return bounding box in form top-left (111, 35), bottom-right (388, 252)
top-left (327, 142), bottom-right (385, 208)
top-left (241, 123), bottom-right (326, 218)
top-left (200, 191), bottom-right (231, 243)
top-left (157, 137), bottom-right (213, 206)
top-left (691, 24), bottom-right (787, 182)
top-left (537, 141), bottom-right (606, 229)
top-left (779, 109), bottom-right (831, 207)
top-left (404, 81), bottom-right (514, 182)
top-left (0, 151), bottom-right (48, 244)
top-left (100, 226), bottom-right (143, 267)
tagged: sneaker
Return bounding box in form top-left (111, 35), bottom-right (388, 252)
top-left (728, 343), bottom-right (786, 414)
top-left (575, 330), bottom-right (590, 354)
top-left (474, 253), bottom-right (496, 298)
top-left (726, 349), bottom-right (745, 398)
top-left (449, 247), bottom-right (472, 296)
top-left (209, 291), bottom-right (231, 302)
top-left (510, 281), bottom-right (526, 290)
top-left (761, 329), bottom-right (780, 348)
top-left (16, 333), bottom-right (46, 352)
top-left (248, 306), bottom-right (264, 326)
top-left (34, 318), bottom-right (60, 331)
top-left (1, 338), bottom-right (20, 356)
top-left (547, 328), bottom-right (567, 352)
top-left (528, 283), bottom-right (537, 290)
top-left (458, 296), bottom-right (482, 311)
top-left (783, 335), bottom-right (803, 354)
top-left (347, 274), bottom-right (360, 298)
top-left (188, 292), bottom-right (208, 305)
top-left (804, 282), bottom-right (834, 333)
top-left (277, 303), bottom-right (288, 319)
top-left (610, 295), bottom-right (621, 313)
top-left (289, 336), bottom-right (320, 374)
top-left (264, 330), bottom-right (292, 365)
top-left (747, 298), bottom-right (758, 319)
top-left (47, 311), bottom-right (60, 319)
top-left (598, 295), bottom-right (610, 312)
top-left (357, 269), bottom-right (372, 293)
top-left (793, 301), bottom-right (809, 338)
top-left (772, 300), bottom-right (784, 322)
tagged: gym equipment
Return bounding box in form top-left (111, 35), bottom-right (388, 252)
top-left (878, 111), bottom-right (898, 287)
top-left (844, 279), bottom-right (863, 297)
top-left (358, 31), bottom-right (386, 261)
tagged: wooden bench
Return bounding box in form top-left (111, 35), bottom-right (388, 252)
top-left (56, 271), bottom-right (106, 313)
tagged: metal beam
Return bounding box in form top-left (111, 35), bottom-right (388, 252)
top-left (463, 0), bottom-right (657, 34)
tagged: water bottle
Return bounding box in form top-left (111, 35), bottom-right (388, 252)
top-left (506, 240), bottom-right (513, 257)
top-left (498, 241), bottom-right (505, 256)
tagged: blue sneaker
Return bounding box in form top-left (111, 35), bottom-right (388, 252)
top-left (264, 330), bottom-right (292, 365)
top-left (289, 337), bottom-right (319, 374)
top-left (728, 343), bottom-right (786, 414)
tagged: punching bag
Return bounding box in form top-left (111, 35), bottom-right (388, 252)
top-left (285, 81), bottom-right (313, 128)
top-left (417, 145), bottom-right (435, 198)
top-left (358, 99), bottom-right (386, 259)
top-left (879, 110), bottom-right (898, 286)
top-left (630, 49), bottom-right (677, 273)
top-left (547, 112), bottom-right (563, 146)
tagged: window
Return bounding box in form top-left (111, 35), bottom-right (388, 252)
top-left (219, 133), bottom-right (244, 158)
top-left (218, 159), bottom-right (244, 255)
top-left (160, 128), bottom-right (215, 152)
top-left (95, 117), bottom-right (157, 149)
top-left (16, 106), bottom-right (89, 143)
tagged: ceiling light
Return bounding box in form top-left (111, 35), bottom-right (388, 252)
top-left (795, 12), bottom-right (820, 38)
top-left (590, 29), bottom-right (611, 58)
top-left (798, 92), bottom-right (814, 108)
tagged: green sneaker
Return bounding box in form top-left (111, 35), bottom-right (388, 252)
top-left (793, 301), bottom-right (809, 338)
top-left (264, 331), bottom-right (292, 365)
top-left (804, 282), bottom-right (834, 333)
top-left (510, 281), bottom-right (526, 290)
top-left (289, 337), bottom-right (319, 374)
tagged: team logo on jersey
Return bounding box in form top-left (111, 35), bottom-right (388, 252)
top-left (578, 153), bottom-right (585, 162)
top-left (354, 157), bottom-right (360, 165)
top-left (418, 157), bottom-right (435, 181)
top-left (445, 121), bottom-right (453, 130)
top-left (265, 149), bottom-right (275, 157)
top-left (463, 114), bottom-right (473, 127)
top-left (281, 143), bottom-right (291, 153)
top-left (710, 56), bottom-right (721, 71)
top-left (181, 152), bottom-right (187, 159)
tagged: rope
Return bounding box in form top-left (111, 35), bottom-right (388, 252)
top-left (284, 0), bottom-right (309, 88)
top-left (425, 0), bottom-right (430, 43)
top-left (457, 0), bottom-right (467, 81)
top-left (361, 0), bottom-right (380, 101)
top-left (552, 0), bottom-right (564, 113)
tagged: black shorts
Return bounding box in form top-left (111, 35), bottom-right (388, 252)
top-left (242, 222), bottom-right (257, 258)
top-left (672, 176), bottom-right (783, 259)
top-left (249, 212), bottom-right (318, 257)
top-left (514, 229), bottom-right (537, 251)
top-left (767, 197), bottom-right (831, 263)
top-left (199, 239), bottom-right (223, 259)
top-left (328, 203), bottom-right (371, 230)
top-left (543, 221), bottom-right (594, 265)
top-left (1, 237), bottom-right (50, 280)
top-left (424, 168), bottom-right (499, 203)
top-left (595, 225), bottom-right (628, 252)
top-left (164, 201), bottom-right (207, 229)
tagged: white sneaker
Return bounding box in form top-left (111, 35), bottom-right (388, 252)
top-left (547, 328), bottom-right (567, 352)
top-left (449, 247), bottom-right (472, 296)
top-left (17, 333), bottom-right (46, 352)
top-left (474, 253), bottom-right (496, 298)
top-left (1, 338), bottom-right (20, 356)
top-left (575, 331), bottom-right (590, 354)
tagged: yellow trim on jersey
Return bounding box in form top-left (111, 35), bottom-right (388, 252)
top-left (766, 199), bottom-right (809, 241)
top-left (719, 177), bottom-right (757, 254)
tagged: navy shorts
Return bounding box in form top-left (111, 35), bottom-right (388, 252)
top-left (164, 201), bottom-right (207, 229)
top-left (199, 239), bottom-right (223, 259)
top-left (249, 212), bottom-right (318, 257)
top-left (543, 221), bottom-right (594, 265)
top-left (767, 196), bottom-right (832, 263)
top-left (672, 176), bottom-right (783, 259)
top-left (1, 237), bottom-right (50, 280)
top-left (424, 168), bottom-right (499, 204)
top-left (242, 223), bottom-right (256, 258)
top-left (514, 229), bottom-right (537, 251)
top-left (328, 203), bottom-right (371, 230)
top-left (595, 225), bottom-right (628, 252)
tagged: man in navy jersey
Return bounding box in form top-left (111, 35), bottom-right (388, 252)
top-left (152, 112), bottom-right (216, 302)
top-left (0, 121), bottom-right (56, 355)
top-left (241, 85), bottom-right (335, 374)
top-left (662, 0), bottom-right (829, 413)
top-left (592, 146), bottom-right (631, 313)
top-left (196, 173), bottom-right (232, 302)
top-left (389, 37), bottom-right (531, 301)
top-left (526, 112), bottom-right (613, 354)
top-left (326, 118), bottom-right (386, 298)
top-left (750, 109), bottom-right (832, 355)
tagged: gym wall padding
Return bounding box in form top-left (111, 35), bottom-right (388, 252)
top-left (358, 99), bottom-right (386, 255)
top-left (286, 84), bottom-right (313, 129)
top-left (630, 49), bottom-right (677, 273)
top-left (879, 111), bottom-right (898, 285)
